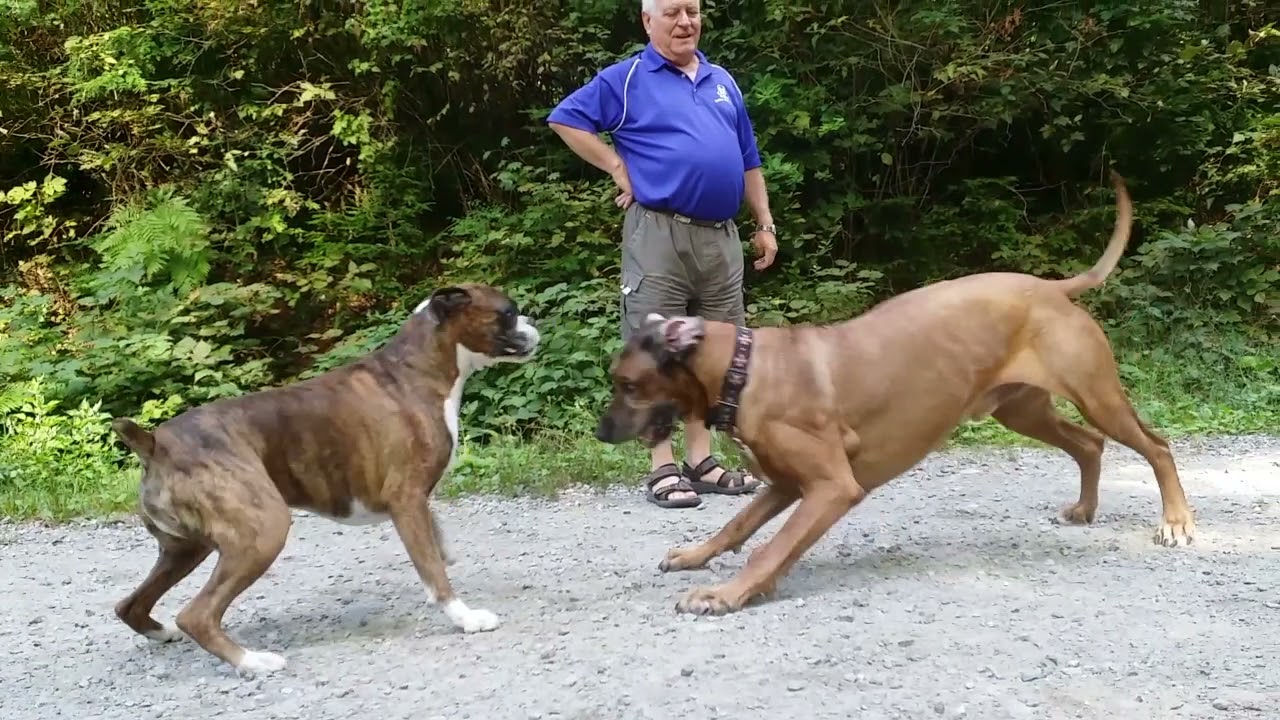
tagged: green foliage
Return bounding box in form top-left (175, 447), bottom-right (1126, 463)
top-left (0, 378), bottom-right (183, 519)
top-left (1, 0), bottom-right (1278, 521)
top-left (0, 174), bottom-right (72, 244)
top-left (0, 267), bottom-right (284, 414)
top-left (1097, 197), bottom-right (1280, 334)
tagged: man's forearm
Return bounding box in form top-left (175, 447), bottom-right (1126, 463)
top-left (744, 167), bottom-right (773, 226)
top-left (549, 122), bottom-right (624, 175)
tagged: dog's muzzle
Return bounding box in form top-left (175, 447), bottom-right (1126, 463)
top-left (595, 415), bottom-right (619, 443)
top-left (597, 404), bottom-right (676, 448)
top-left (505, 317), bottom-right (540, 358)
top-left (641, 405), bottom-right (677, 448)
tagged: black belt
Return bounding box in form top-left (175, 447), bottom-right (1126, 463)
top-left (642, 205), bottom-right (730, 229)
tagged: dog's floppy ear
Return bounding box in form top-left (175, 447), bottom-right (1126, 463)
top-left (660, 316), bottom-right (705, 355)
top-left (424, 286), bottom-right (472, 322)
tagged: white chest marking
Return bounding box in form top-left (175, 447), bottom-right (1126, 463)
top-left (443, 377), bottom-right (463, 471)
top-left (444, 344), bottom-right (486, 472)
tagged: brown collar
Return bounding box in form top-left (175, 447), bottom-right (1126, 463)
top-left (705, 326), bottom-right (754, 434)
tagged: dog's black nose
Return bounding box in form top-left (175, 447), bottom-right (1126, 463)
top-left (595, 417), bottom-right (615, 443)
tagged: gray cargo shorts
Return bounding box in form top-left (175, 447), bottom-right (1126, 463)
top-left (618, 203), bottom-right (746, 341)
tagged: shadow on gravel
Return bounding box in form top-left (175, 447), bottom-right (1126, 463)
top-left (102, 608), bottom-right (473, 682)
top-left (239, 601), bottom-right (439, 647)
top-left (651, 515), bottom-right (1220, 608)
top-left (101, 582), bottom-right (491, 679)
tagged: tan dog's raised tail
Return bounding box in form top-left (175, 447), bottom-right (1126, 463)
top-left (594, 171), bottom-right (1196, 616)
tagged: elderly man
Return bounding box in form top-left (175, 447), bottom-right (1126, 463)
top-left (547, 0), bottom-right (779, 509)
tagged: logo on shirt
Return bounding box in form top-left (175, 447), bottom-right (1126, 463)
top-left (715, 83), bottom-right (731, 104)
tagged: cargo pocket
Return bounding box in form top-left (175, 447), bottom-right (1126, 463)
top-left (620, 267), bottom-right (646, 338)
top-left (621, 267), bottom-right (644, 309)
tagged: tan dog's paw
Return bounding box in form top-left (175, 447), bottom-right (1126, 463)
top-left (658, 546), bottom-right (711, 572)
top-left (1155, 511), bottom-right (1195, 548)
top-left (675, 585), bottom-right (743, 616)
top-left (1059, 502), bottom-right (1097, 525)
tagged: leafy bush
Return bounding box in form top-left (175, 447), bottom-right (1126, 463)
top-left (0, 379), bottom-right (184, 519)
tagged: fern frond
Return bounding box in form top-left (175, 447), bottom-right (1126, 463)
top-left (90, 187), bottom-right (213, 296)
top-left (0, 382), bottom-right (27, 416)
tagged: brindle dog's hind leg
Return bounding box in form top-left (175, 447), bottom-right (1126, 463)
top-left (115, 516), bottom-right (213, 643)
top-left (173, 469), bottom-right (294, 675)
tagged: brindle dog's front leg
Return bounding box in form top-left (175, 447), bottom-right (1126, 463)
top-left (387, 474), bottom-right (498, 634)
top-left (659, 483), bottom-right (799, 572)
top-left (381, 450), bottom-right (496, 630)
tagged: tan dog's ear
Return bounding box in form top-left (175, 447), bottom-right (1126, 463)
top-left (661, 316), bottom-right (705, 354)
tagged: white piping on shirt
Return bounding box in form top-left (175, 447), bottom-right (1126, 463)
top-left (610, 57), bottom-right (644, 133)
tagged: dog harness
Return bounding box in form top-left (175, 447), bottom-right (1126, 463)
top-left (706, 326), bottom-right (754, 435)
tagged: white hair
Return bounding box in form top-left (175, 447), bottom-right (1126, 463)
top-left (642, 0), bottom-right (656, 11)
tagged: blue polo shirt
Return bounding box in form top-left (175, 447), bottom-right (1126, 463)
top-left (547, 44), bottom-right (762, 223)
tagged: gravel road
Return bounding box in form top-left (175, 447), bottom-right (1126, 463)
top-left (3, 434), bottom-right (1279, 720)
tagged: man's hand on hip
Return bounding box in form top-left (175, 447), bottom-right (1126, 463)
top-left (751, 229), bottom-right (777, 270)
top-left (610, 162), bottom-right (634, 209)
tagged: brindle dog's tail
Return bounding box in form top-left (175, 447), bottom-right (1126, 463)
top-left (1053, 170), bottom-right (1133, 298)
top-left (111, 418), bottom-right (156, 463)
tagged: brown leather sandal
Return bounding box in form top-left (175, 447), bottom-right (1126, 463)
top-left (682, 456), bottom-right (761, 495)
top-left (642, 463), bottom-right (702, 509)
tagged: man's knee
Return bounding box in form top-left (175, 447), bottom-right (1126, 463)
top-left (696, 273), bottom-right (746, 325)
top-left (699, 301), bottom-right (745, 327)
top-left (690, 225), bottom-right (746, 325)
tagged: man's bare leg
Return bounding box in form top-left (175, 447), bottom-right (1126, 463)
top-left (647, 436), bottom-right (699, 503)
top-left (684, 419), bottom-right (758, 492)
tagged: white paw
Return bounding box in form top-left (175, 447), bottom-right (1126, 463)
top-left (460, 608), bottom-right (499, 633)
top-left (444, 599), bottom-right (500, 633)
top-left (236, 650), bottom-right (288, 675)
top-left (144, 624), bottom-right (184, 643)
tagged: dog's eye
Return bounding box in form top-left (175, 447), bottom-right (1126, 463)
top-left (619, 380), bottom-right (636, 394)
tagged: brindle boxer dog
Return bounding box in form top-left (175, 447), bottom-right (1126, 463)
top-left (594, 171), bottom-right (1196, 616)
top-left (110, 283), bottom-right (540, 675)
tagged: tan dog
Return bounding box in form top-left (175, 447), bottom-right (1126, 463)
top-left (109, 283), bottom-right (540, 675)
top-left (594, 171), bottom-right (1196, 616)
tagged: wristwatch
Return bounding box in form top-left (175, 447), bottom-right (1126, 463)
top-left (756, 223), bottom-right (777, 235)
